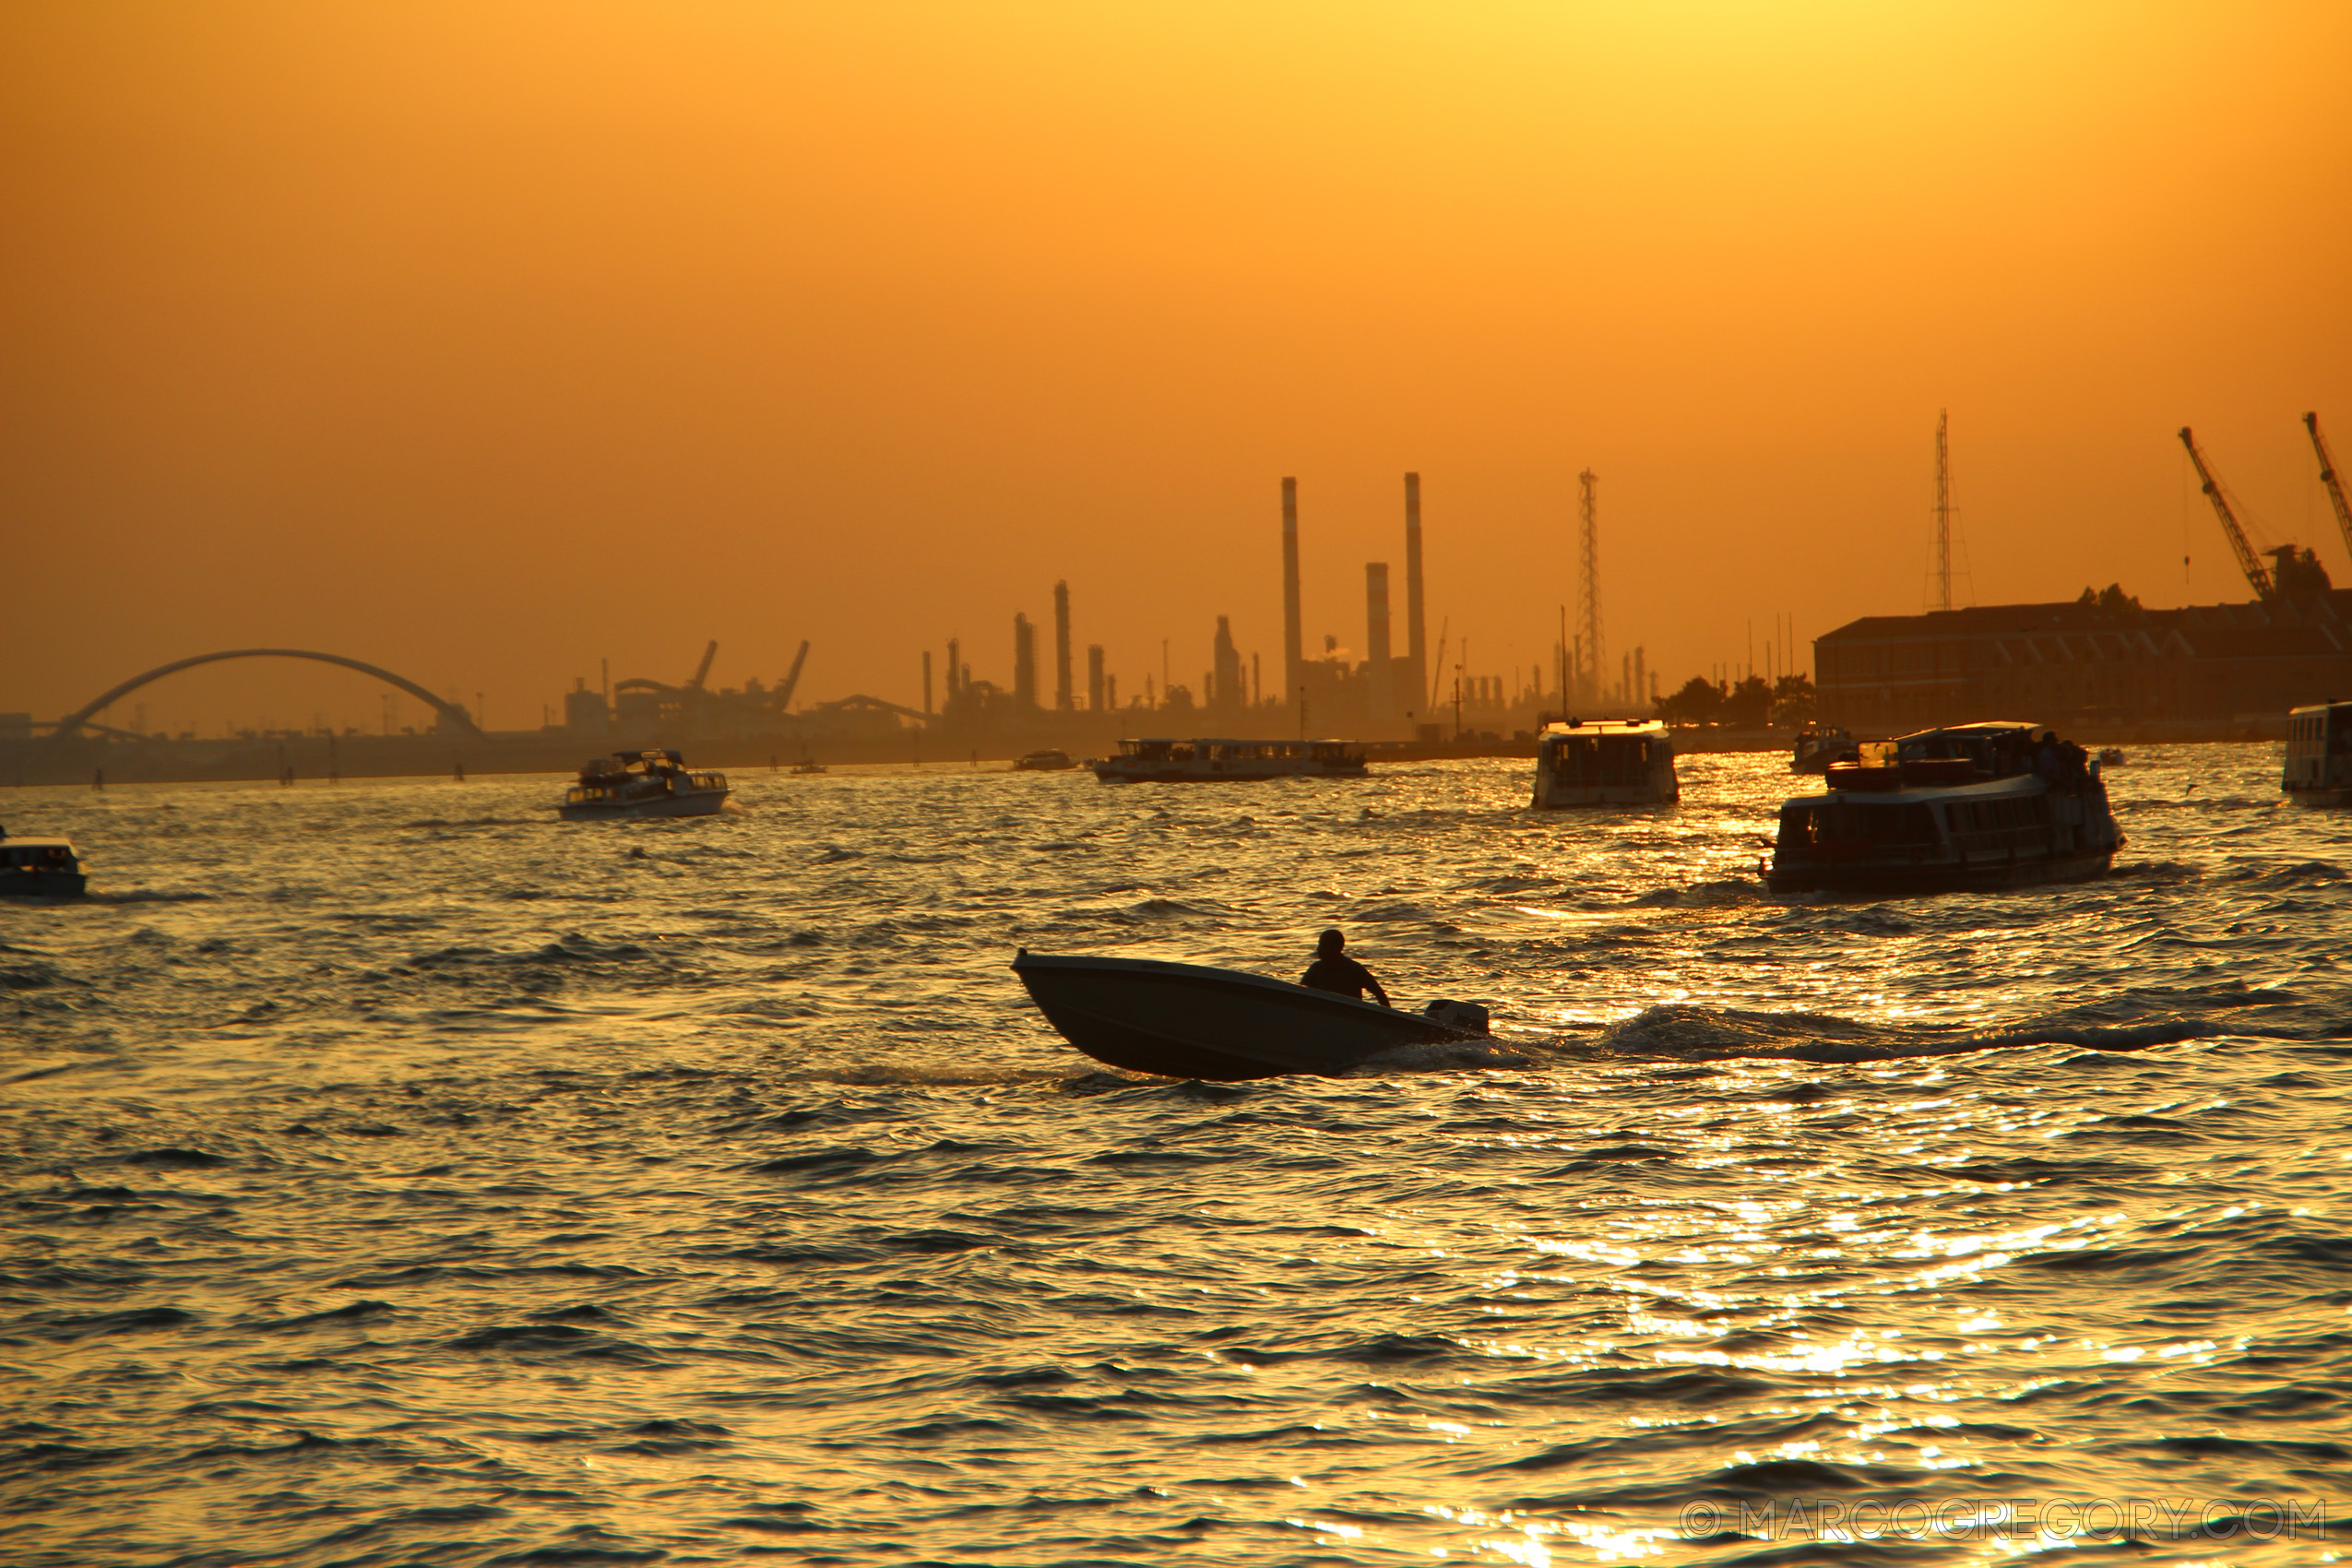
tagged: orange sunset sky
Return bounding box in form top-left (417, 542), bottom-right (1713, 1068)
top-left (5, 2), bottom-right (2349, 731)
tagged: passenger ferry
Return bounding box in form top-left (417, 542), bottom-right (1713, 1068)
top-left (0, 829), bottom-right (85, 897)
top-left (2285, 701), bottom-right (2352, 806)
top-left (1766, 721), bottom-right (2122, 894)
top-left (1531, 719), bottom-right (1679, 807)
top-left (1091, 738), bottom-right (1366, 783)
top-left (559, 751), bottom-right (731, 820)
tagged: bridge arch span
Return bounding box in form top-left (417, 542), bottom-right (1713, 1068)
top-left (53, 649), bottom-right (480, 740)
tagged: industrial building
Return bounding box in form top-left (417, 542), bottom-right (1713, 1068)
top-left (1815, 591), bottom-right (2352, 736)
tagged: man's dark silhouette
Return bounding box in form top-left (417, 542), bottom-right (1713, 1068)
top-left (1301, 929), bottom-right (1389, 1006)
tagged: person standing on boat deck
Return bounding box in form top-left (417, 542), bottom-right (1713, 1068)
top-left (1301, 929), bottom-right (1390, 1006)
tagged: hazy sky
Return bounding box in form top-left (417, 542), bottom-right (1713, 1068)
top-left (6, 2), bottom-right (2348, 732)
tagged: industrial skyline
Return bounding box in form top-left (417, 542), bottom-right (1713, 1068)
top-left (4, 6), bottom-right (2346, 737)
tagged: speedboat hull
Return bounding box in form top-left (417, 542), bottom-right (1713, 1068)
top-left (1012, 951), bottom-right (1466, 1080)
top-left (557, 789), bottom-right (729, 821)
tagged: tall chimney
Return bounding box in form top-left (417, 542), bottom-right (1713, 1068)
top-left (946, 638), bottom-right (962, 700)
top-left (1404, 472), bottom-right (1426, 716)
top-left (1281, 477), bottom-right (1303, 707)
top-left (1052, 581), bottom-right (1074, 710)
top-left (1013, 613), bottom-right (1037, 708)
top-left (1087, 644), bottom-right (1106, 711)
top-left (922, 650), bottom-right (933, 715)
top-left (1365, 563), bottom-right (1394, 734)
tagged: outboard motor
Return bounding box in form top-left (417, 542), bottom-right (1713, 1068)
top-left (1423, 999), bottom-right (1491, 1036)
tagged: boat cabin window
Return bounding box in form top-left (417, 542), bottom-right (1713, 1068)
top-left (1545, 733), bottom-right (1656, 784)
top-left (1777, 801), bottom-right (1939, 848)
top-left (1942, 795), bottom-right (2053, 834)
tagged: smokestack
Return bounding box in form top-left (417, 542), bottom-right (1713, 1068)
top-left (945, 638), bottom-right (962, 700)
top-left (922, 650), bottom-right (933, 716)
top-left (1013, 613), bottom-right (1037, 708)
top-left (1213, 616), bottom-right (1241, 710)
top-left (1281, 477), bottom-right (1302, 706)
top-left (1052, 581), bottom-right (1074, 710)
top-left (1087, 645), bottom-right (1106, 711)
top-left (1404, 472), bottom-right (1426, 716)
top-left (1365, 563), bottom-right (1393, 733)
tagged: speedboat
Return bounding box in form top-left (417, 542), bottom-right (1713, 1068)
top-left (559, 751), bottom-right (731, 820)
top-left (1011, 950), bottom-right (1484, 1080)
top-left (2285, 702), bottom-right (2352, 805)
top-left (1531, 719), bottom-right (1678, 807)
top-left (0, 829), bottom-right (85, 897)
top-left (1091, 738), bottom-right (1366, 782)
top-left (1014, 749), bottom-right (1076, 771)
top-left (1765, 722), bottom-right (2122, 895)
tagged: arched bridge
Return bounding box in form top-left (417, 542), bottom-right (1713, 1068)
top-left (53, 649), bottom-right (481, 740)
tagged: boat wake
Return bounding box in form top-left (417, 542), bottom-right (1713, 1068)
top-left (1551, 1003), bottom-right (2225, 1063)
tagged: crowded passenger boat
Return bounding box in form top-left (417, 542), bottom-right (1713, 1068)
top-left (559, 751), bottom-right (731, 820)
top-left (1766, 721), bottom-right (2122, 894)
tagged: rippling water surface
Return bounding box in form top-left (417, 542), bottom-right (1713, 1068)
top-left (6, 747), bottom-right (2350, 1565)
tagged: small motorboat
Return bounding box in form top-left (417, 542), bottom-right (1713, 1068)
top-left (1014, 749), bottom-right (1076, 771)
top-left (560, 751), bottom-right (731, 820)
top-left (790, 758), bottom-right (827, 775)
top-left (1011, 950), bottom-right (1485, 1080)
top-left (0, 828), bottom-right (85, 897)
top-left (1791, 723), bottom-right (1859, 774)
top-left (2097, 746), bottom-right (2127, 767)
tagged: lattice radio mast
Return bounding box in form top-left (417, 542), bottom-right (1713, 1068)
top-left (1577, 469), bottom-right (1602, 700)
top-left (1930, 410), bottom-right (1954, 612)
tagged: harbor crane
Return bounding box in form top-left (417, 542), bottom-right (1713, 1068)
top-left (2179, 426), bottom-right (2275, 600)
top-left (773, 640), bottom-right (811, 711)
top-left (2307, 412), bottom-right (2352, 568)
top-left (684, 640), bottom-right (719, 692)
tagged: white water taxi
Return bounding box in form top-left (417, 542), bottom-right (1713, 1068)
top-left (1791, 723), bottom-right (1858, 773)
top-left (2285, 702), bottom-right (2352, 806)
top-left (1531, 719), bottom-right (1679, 807)
top-left (0, 830), bottom-right (85, 897)
top-left (1091, 738), bottom-right (1366, 783)
top-left (560, 751), bottom-right (731, 821)
top-left (1766, 722), bottom-right (2122, 894)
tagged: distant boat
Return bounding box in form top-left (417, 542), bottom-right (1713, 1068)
top-left (2285, 702), bottom-right (2352, 805)
top-left (1531, 719), bottom-right (1679, 807)
top-left (1766, 722), bottom-right (2122, 894)
top-left (559, 751), bottom-right (731, 820)
top-left (1091, 738), bottom-right (1366, 783)
top-left (1011, 950), bottom-right (1481, 1080)
top-left (1014, 749), bottom-right (1076, 771)
top-left (2097, 746), bottom-right (2127, 767)
top-left (0, 828), bottom-right (85, 897)
top-left (1791, 723), bottom-right (1859, 773)
top-left (790, 758), bottom-right (827, 775)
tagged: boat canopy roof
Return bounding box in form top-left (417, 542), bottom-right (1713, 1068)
top-left (0, 837), bottom-right (75, 849)
top-left (1539, 719), bottom-right (1666, 736)
top-left (1895, 721), bottom-right (2041, 742)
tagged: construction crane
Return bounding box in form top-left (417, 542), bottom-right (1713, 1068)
top-left (773, 640), bottom-right (811, 711)
top-left (684, 640), bottom-right (719, 692)
top-left (2178, 426), bottom-right (2274, 600)
top-left (2307, 412), bottom-right (2352, 568)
